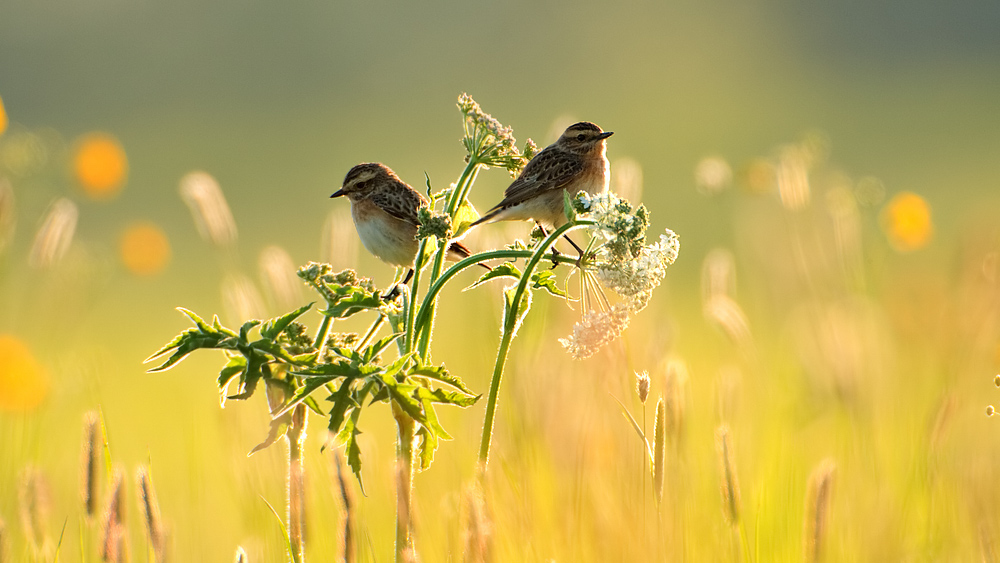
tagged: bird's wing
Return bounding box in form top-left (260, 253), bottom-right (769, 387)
top-left (370, 181), bottom-right (427, 226)
top-left (489, 148), bottom-right (583, 211)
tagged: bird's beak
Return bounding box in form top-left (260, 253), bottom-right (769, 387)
top-left (330, 188), bottom-right (346, 198)
top-left (598, 131), bottom-right (614, 140)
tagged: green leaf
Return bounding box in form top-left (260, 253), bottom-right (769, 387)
top-left (415, 390), bottom-right (452, 440)
top-left (178, 307), bottom-right (216, 334)
top-left (249, 339), bottom-right (314, 366)
top-left (611, 394), bottom-right (654, 467)
top-left (228, 352), bottom-right (266, 400)
top-left (325, 377), bottom-right (359, 435)
top-left (452, 200), bottom-right (480, 238)
top-left (379, 378), bottom-right (428, 427)
top-left (409, 363), bottom-right (476, 395)
top-left (323, 286), bottom-right (383, 319)
top-left (465, 262), bottom-right (522, 291)
top-left (563, 189), bottom-right (578, 222)
top-left (239, 319), bottom-right (262, 342)
top-left (249, 381), bottom-right (293, 456)
top-left (259, 495), bottom-right (301, 563)
top-left (260, 303), bottom-right (314, 340)
top-left (292, 360), bottom-right (376, 379)
top-left (415, 386), bottom-right (479, 408)
top-left (382, 353), bottom-right (414, 381)
top-left (217, 353), bottom-right (247, 388)
top-left (304, 395), bottom-right (324, 416)
top-left (531, 270), bottom-right (570, 298)
top-left (361, 333), bottom-right (404, 364)
top-left (147, 333), bottom-right (224, 372)
top-left (144, 327), bottom-right (200, 364)
top-left (274, 376), bottom-right (337, 418)
top-left (503, 286), bottom-right (532, 335)
top-left (416, 424), bottom-right (437, 471)
top-left (335, 414), bottom-right (365, 492)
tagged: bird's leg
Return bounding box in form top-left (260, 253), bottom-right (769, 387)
top-left (384, 268), bottom-right (415, 301)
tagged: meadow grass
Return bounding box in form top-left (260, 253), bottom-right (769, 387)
top-left (0, 104), bottom-right (998, 562)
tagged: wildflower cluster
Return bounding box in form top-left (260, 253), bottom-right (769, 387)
top-left (416, 206), bottom-right (453, 241)
top-left (458, 93), bottom-right (538, 176)
top-left (559, 191), bottom-right (680, 360)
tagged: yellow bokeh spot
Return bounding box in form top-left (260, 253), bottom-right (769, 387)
top-left (73, 132), bottom-right (128, 200)
top-left (120, 222), bottom-right (171, 276)
top-left (881, 191), bottom-right (933, 252)
top-left (0, 94), bottom-right (7, 136)
top-left (0, 335), bottom-right (49, 411)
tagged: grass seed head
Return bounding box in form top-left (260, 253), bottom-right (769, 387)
top-left (81, 411), bottom-right (100, 519)
top-left (715, 425), bottom-right (741, 526)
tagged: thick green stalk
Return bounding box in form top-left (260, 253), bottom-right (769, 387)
top-left (416, 160), bottom-right (482, 360)
top-left (404, 247), bottom-right (427, 355)
top-left (477, 221), bottom-right (593, 467)
top-left (410, 248), bottom-right (579, 338)
top-left (391, 401), bottom-right (416, 562)
top-left (313, 313), bottom-right (334, 358)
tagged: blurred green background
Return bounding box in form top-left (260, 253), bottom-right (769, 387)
top-left (2, 0), bottom-right (1000, 561)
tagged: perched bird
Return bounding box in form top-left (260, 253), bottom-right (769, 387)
top-left (331, 162), bottom-right (474, 287)
top-left (471, 121), bottom-right (613, 232)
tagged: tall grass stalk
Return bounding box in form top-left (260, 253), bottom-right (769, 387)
top-left (332, 449), bottom-right (356, 563)
top-left (392, 402), bottom-right (416, 561)
top-left (804, 460), bottom-right (835, 563)
top-left (653, 398), bottom-right (665, 503)
top-left (100, 467), bottom-right (127, 563)
top-left (136, 466), bottom-right (166, 562)
top-left (81, 411), bottom-right (100, 521)
top-left (287, 405), bottom-right (308, 563)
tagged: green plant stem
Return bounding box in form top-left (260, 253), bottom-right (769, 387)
top-left (411, 247), bottom-right (580, 339)
top-left (391, 401), bottom-right (416, 562)
top-left (313, 313), bottom-right (334, 359)
top-left (416, 160), bottom-right (482, 360)
top-left (477, 220), bottom-right (594, 468)
top-left (355, 315), bottom-right (386, 352)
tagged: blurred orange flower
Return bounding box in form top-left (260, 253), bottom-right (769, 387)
top-left (881, 191), bottom-right (933, 252)
top-left (73, 132), bottom-right (128, 200)
top-left (0, 94), bottom-right (7, 136)
top-left (0, 334), bottom-right (49, 411)
top-left (120, 222), bottom-right (171, 276)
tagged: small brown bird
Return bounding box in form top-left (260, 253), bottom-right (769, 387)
top-left (471, 121), bottom-right (613, 231)
top-left (331, 163), bottom-right (473, 287)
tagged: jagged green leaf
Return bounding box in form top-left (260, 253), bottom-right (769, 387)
top-left (217, 353), bottom-right (247, 387)
top-left (147, 334), bottom-right (224, 372)
top-left (274, 375), bottom-right (336, 418)
top-left (416, 425), bottom-right (437, 471)
top-left (379, 378), bottom-right (428, 427)
top-left (326, 377), bottom-right (359, 435)
top-left (227, 352), bottom-right (266, 400)
top-left (361, 333), bottom-right (403, 364)
top-left (531, 270), bottom-right (570, 298)
top-left (465, 262), bottom-right (521, 291)
top-left (260, 303), bottom-right (314, 340)
top-left (409, 363), bottom-right (475, 395)
top-left (178, 307), bottom-right (216, 334)
top-left (323, 286), bottom-right (383, 319)
top-left (415, 386), bottom-right (478, 408)
top-left (239, 320), bottom-right (261, 342)
top-left (144, 327), bottom-right (200, 364)
top-left (293, 360), bottom-right (377, 379)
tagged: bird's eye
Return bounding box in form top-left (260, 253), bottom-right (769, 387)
top-left (576, 134), bottom-right (586, 142)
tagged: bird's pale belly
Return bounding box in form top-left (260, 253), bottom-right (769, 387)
top-left (353, 208), bottom-right (419, 268)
